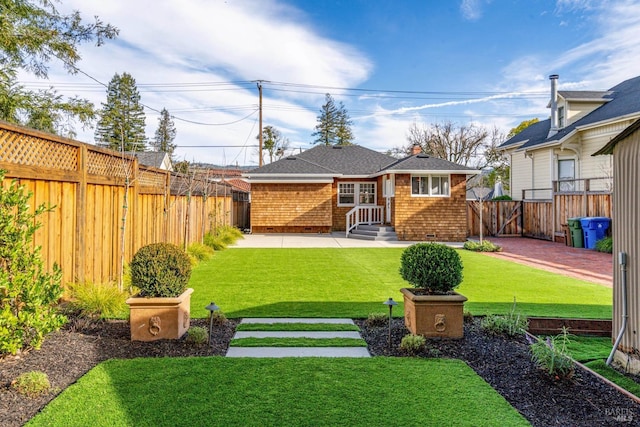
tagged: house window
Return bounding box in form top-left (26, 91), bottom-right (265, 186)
top-left (411, 175), bottom-right (450, 197)
top-left (338, 182), bottom-right (377, 206)
top-left (558, 159), bottom-right (575, 192)
top-left (338, 183), bottom-right (355, 205)
top-left (558, 106), bottom-right (565, 128)
top-left (359, 183), bottom-right (375, 204)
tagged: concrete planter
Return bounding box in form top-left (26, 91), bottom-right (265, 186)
top-left (126, 288), bottom-right (193, 341)
top-left (400, 288), bottom-right (467, 339)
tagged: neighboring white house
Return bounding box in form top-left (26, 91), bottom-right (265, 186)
top-left (499, 74), bottom-right (640, 200)
top-left (125, 151), bottom-right (173, 171)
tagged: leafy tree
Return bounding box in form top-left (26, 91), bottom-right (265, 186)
top-left (258, 125), bottom-right (289, 163)
top-left (152, 108), bottom-right (177, 158)
top-left (174, 160), bottom-right (190, 174)
top-left (312, 93), bottom-right (354, 146)
top-left (508, 118), bottom-right (539, 138)
top-left (0, 0), bottom-right (117, 136)
top-left (95, 72), bottom-right (147, 152)
top-left (0, 169), bottom-right (66, 355)
top-left (406, 121), bottom-right (489, 167)
top-left (0, 0), bottom-right (118, 78)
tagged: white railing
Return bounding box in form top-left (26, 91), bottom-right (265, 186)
top-left (345, 205), bottom-right (383, 237)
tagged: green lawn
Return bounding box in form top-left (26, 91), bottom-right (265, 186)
top-left (235, 323), bottom-right (360, 331)
top-left (229, 337), bottom-right (368, 347)
top-left (27, 357), bottom-right (529, 427)
top-left (188, 248), bottom-right (611, 319)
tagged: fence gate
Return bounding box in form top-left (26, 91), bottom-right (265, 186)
top-left (467, 201), bottom-right (523, 237)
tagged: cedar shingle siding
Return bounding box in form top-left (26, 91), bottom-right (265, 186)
top-left (251, 183), bottom-right (332, 233)
top-left (393, 174), bottom-right (467, 241)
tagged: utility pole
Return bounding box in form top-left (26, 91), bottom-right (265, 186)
top-left (257, 81), bottom-right (263, 167)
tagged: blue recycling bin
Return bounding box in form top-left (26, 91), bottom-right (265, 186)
top-left (580, 217), bottom-right (611, 249)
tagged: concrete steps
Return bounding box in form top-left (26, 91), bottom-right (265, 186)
top-left (349, 224), bottom-right (398, 241)
top-left (226, 318), bottom-right (371, 358)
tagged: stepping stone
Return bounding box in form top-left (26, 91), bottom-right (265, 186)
top-left (240, 318), bottom-right (355, 325)
top-left (233, 331), bottom-right (362, 339)
top-left (226, 318), bottom-right (370, 358)
top-left (226, 347), bottom-right (371, 358)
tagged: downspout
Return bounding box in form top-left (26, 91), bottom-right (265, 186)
top-left (607, 251), bottom-right (628, 366)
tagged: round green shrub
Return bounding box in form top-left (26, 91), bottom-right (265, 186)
top-left (399, 243), bottom-right (463, 294)
top-left (186, 326), bottom-right (208, 345)
top-left (12, 371), bottom-right (51, 397)
top-left (130, 243), bottom-right (192, 297)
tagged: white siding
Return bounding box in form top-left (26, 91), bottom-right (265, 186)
top-left (566, 102), bottom-right (606, 126)
top-left (532, 149), bottom-right (552, 199)
top-left (509, 151), bottom-right (532, 200)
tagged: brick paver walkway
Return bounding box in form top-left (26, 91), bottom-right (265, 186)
top-left (479, 237), bottom-right (613, 287)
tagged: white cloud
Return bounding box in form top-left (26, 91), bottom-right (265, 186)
top-left (460, 0), bottom-right (483, 21)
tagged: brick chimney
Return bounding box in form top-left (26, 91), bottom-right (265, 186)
top-left (411, 144), bottom-right (422, 155)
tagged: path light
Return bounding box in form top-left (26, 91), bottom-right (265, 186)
top-left (205, 302), bottom-right (220, 346)
top-left (383, 297), bottom-right (398, 350)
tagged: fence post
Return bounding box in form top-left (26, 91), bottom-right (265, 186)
top-left (74, 144), bottom-right (87, 282)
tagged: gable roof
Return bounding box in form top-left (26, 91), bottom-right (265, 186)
top-left (500, 75), bottom-right (640, 151)
top-left (125, 151), bottom-right (172, 170)
top-left (379, 154), bottom-right (478, 175)
top-left (244, 144), bottom-right (478, 183)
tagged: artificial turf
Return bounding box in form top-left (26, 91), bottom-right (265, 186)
top-left (229, 337), bottom-right (368, 347)
top-left (26, 357), bottom-right (529, 427)
top-left (187, 248), bottom-right (611, 319)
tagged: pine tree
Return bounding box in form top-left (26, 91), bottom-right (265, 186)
top-left (312, 93), bottom-right (355, 146)
top-left (95, 72), bottom-right (147, 152)
top-left (152, 108), bottom-right (177, 158)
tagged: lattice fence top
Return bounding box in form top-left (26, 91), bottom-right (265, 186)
top-left (0, 129), bottom-right (78, 171)
top-left (87, 150), bottom-right (132, 178)
top-left (139, 169), bottom-right (167, 187)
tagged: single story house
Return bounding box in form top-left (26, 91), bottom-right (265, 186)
top-left (243, 144), bottom-right (478, 241)
top-left (498, 74), bottom-right (640, 200)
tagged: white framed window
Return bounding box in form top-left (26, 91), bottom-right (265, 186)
top-left (338, 182), bottom-right (377, 206)
top-left (338, 183), bottom-right (355, 205)
top-left (359, 183), bottom-right (375, 204)
top-left (558, 159), bottom-right (575, 192)
top-left (558, 106), bottom-right (565, 128)
top-left (411, 175), bottom-right (450, 197)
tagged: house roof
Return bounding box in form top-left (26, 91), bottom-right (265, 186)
top-left (244, 144), bottom-right (478, 182)
top-left (500, 75), bottom-right (640, 151)
top-left (381, 154), bottom-right (478, 174)
top-left (125, 151), bottom-right (172, 170)
top-left (557, 90), bottom-right (612, 101)
top-left (225, 178), bottom-right (251, 193)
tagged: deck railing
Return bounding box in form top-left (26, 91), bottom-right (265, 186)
top-left (345, 205), bottom-right (383, 237)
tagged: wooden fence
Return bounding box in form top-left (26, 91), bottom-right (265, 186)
top-left (467, 191), bottom-right (612, 241)
top-left (0, 121), bottom-right (235, 285)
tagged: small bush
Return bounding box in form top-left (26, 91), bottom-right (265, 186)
top-left (0, 170), bottom-right (67, 355)
top-left (400, 334), bottom-right (426, 354)
top-left (595, 236), bottom-right (612, 253)
top-left (399, 243), bottom-right (463, 294)
top-left (481, 299), bottom-right (528, 337)
top-left (204, 233), bottom-right (227, 251)
top-left (365, 313), bottom-right (388, 327)
top-left (463, 240), bottom-right (502, 252)
top-left (527, 327), bottom-right (575, 380)
top-left (12, 371), bottom-right (51, 397)
top-left (209, 311), bottom-right (228, 326)
top-left (186, 326), bottom-right (208, 344)
top-left (66, 282), bottom-right (129, 319)
top-left (187, 242), bottom-right (215, 264)
top-left (491, 195), bottom-right (512, 201)
top-left (130, 243), bottom-right (192, 298)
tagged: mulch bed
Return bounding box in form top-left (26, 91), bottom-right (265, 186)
top-left (2, 316), bottom-right (639, 426)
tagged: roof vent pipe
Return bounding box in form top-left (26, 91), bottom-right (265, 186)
top-left (548, 74), bottom-right (559, 137)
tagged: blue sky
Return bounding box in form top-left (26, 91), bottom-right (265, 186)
top-left (22, 0), bottom-right (640, 166)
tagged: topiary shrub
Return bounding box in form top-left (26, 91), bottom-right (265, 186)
top-left (399, 243), bottom-right (463, 294)
top-left (130, 243), bottom-right (192, 297)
